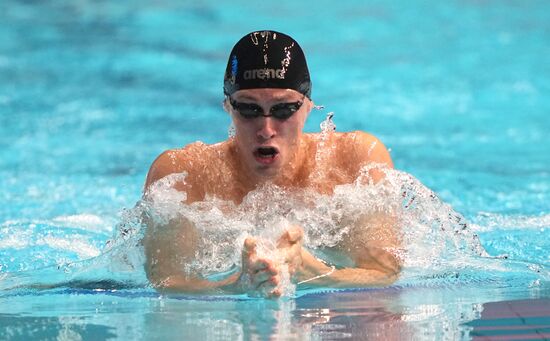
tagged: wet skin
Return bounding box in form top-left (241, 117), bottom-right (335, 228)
top-left (143, 88), bottom-right (401, 297)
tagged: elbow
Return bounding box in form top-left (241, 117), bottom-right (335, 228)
top-left (381, 254), bottom-right (402, 285)
top-left (369, 265), bottom-right (400, 287)
top-left (357, 252), bottom-right (402, 286)
top-left (384, 263), bottom-right (401, 285)
top-left (144, 265), bottom-right (170, 291)
top-left (144, 260), bottom-right (181, 292)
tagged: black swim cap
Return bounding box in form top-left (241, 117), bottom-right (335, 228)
top-left (223, 30), bottom-right (312, 99)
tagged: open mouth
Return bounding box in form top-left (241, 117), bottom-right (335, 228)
top-left (253, 146), bottom-right (279, 164)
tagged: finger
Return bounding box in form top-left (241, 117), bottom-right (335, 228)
top-left (277, 230), bottom-right (292, 248)
top-left (268, 288), bottom-right (282, 298)
top-left (243, 237), bottom-right (257, 255)
top-left (251, 270), bottom-right (276, 285)
top-left (250, 261), bottom-right (279, 287)
top-left (249, 275), bottom-right (281, 298)
top-left (286, 225), bottom-right (304, 243)
top-left (251, 258), bottom-right (278, 274)
top-left (250, 258), bottom-right (269, 272)
top-left (242, 237), bottom-right (257, 265)
top-left (255, 274), bottom-right (280, 290)
top-left (277, 226), bottom-right (303, 248)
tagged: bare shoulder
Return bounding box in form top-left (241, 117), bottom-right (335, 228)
top-left (144, 142), bottom-right (210, 191)
top-left (341, 131), bottom-right (393, 168)
top-left (332, 131), bottom-right (394, 183)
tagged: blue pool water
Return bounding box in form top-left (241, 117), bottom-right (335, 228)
top-left (1, 0), bottom-right (549, 339)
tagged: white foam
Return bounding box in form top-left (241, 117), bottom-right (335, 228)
top-left (0, 219), bottom-right (102, 263)
top-left (471, 212), bottom-right (550, 232)
top-left (52, 214), bottom-right (113, 232)
top-left (0, 224), bottom-right (33, 250)
top-left (39, 236), bottom-right (101, 259)
top-left (0, 235), bottom-right (29, 249)
top-left (135, 165), bottom-right (492, 294)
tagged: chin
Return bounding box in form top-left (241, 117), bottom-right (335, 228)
top-left (254, 165), bottom-right (281, 179)
top-left (251, 160), bottom-right (286, 181)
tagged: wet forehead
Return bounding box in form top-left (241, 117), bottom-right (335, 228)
top-left (233, 88), bottom-right (303, 102)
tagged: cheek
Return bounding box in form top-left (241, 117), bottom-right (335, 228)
top-left (278, 125), bottom-right (303, 152)
top-left (292, 110), bottom-right (308, 132)
top-left (233, 120), bottom-right (249, 137)
top-left (233, 122), bottom-right (256, 148)
top-left (289, 117), bottom-right (306, 138)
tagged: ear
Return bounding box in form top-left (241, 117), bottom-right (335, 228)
top-left (303, 98), bottom-right (314, 120)
top-left (222, 97), bottom-right (231, 113)
top-left (307, 97), bottom-right (316, 111)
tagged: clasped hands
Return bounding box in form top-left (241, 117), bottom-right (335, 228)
top-left (238, 225), bottom-right (306, 298)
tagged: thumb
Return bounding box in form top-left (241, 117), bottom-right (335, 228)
top-left (242, 237), bottom-right (257, 259)
top-left (286, 225), bottom-right (303, 243)
top-left (277, 225), bottom-right (303, 248)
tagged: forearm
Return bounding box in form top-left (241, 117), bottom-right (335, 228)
top-left (143, 215), bottom-right (241, 295)
top-left (149, 271), bottom-right (243, 295)
top-left (296, 248), bottom-right (399, 289)
top-left (300, 209), bottom-right (402, 289)
top-left (298, 267), bottom-right (398, 289)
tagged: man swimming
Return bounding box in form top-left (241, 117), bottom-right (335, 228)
top-left (143, 30), bottom-right (400, 297)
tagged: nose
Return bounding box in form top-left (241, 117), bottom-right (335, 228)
top-left (256, 116), bottom-right (276, 140)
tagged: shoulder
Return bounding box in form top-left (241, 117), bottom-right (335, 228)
top-left (335, 131), bottom-right (393, 183)
top-left (144, 142), bottom-right (210, 191)
top-left (340, 131), bottom-right (393, 169)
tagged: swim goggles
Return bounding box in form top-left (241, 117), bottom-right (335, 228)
top-left (228, 96), bottom-right (304, 120)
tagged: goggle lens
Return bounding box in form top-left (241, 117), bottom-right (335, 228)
top-left (229, 97), bottom-right (303, 120)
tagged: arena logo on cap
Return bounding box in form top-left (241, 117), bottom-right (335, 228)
top-left (243, 68), bottom-right (285, 80)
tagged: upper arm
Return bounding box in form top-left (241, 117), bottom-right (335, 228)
top-left (344, 212), bottom-right (402, 276)
top-left (142, 147), bottom-right (203, 285)
top-left (144, 149), bottom-right (184, 193)
top-left (348, 131), bottom-right (393, 183)
top-left (143, 216), bottom-right (200, 285)
top-left (144, 145), bottom-right (207, 204)
top-left (342, 132), bottom-right (401, 274)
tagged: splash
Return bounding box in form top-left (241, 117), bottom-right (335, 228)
top-left (116, 164), bottom-right (546, 296)
top-left (1, 167), bottom-right (547, 295)
top-left (319, 112), bottom-right (336, 135)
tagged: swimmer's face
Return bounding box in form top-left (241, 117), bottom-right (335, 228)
top-left (225, 88), bottom-right (312, 180)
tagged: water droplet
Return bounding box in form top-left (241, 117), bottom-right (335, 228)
top-left (320, 112), bottom-right (336, 134)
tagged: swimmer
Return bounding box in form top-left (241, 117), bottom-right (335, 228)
top-left (143, 30), bottom-right (401, 297)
